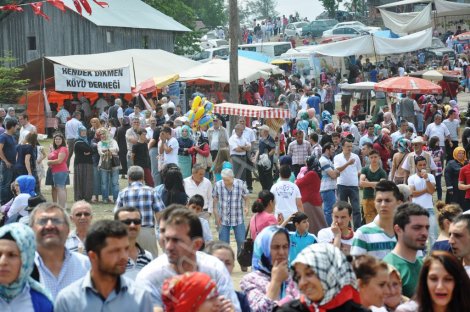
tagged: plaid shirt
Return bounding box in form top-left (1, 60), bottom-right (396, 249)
top-left (287, 140), bottom-right (311, 165)
top-left (213, 179), bottom-right (247, 226)
top-left (114, 182), bottom-right (160, 227)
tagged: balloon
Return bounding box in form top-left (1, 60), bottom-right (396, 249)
top-left (195, 106), bottom-right (205, 121)
top-left (204, 101), bottom-right (214, 114)
top-left (187, 110), bottom-right (195, 123)
top-left (191, 96), bottom-right (202, 111)
top-left (198, 115), bottom-right (213, 127)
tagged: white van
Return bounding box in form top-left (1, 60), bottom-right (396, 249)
top-left (190, 46), bottom-right (229, 63)
top-left (238, 42), bottom-right (293, 58)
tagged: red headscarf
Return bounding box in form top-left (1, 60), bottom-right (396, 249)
top-left (162, 272), bottom-right (218, 312)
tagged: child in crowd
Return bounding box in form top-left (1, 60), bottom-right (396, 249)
top-left (187, 194), bottom-right (213, 242)
top-left (131, 129), bottom-right (154, 187)
top-left (281, 212), bottom-right (317, 264)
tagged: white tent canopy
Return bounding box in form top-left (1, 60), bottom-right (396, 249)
top-left (378, 0), bottom-right (431, 9)
top-left (46, 49), bottom-right (199, 87)
top-left (379, 4), bottom-right (432, 35)
top-left (178, 57), bottom-right (284, 84)
top-left (378, 0), bottom-right (470, 16)
top-left (302, 28), bottom-right (432, 57)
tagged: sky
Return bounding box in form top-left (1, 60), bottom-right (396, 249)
top-left (275, 0), bottom-right (325, 21)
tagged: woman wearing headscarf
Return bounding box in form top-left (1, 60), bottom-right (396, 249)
top-left (97, 128), bottom-right (120, 204)
top-left (177, 125), bottom-right (194, 178)
top-left (4, 175), bottom-right (36, 224)
top-left (73, 125), bottom-right (93, 201)
top-left (277, 244), bottom-right (368, 312)
top-left (373, 134), bottom-right (392, 173)
top-left (445, 146), bottom-right (467, 207)
top-left (240, 225), bottom-right (299, 312)
top-left (89, 118), bottom-right (102, 203)
top-left (0, 223), bottom-right (53, 310)
top-left (295, 155), bottom-right (327, 235)
top-left (390, 138), bottom-right (411, 185)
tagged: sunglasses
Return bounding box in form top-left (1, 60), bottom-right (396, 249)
top-left (36, 217), bottom-right (65, 226)
top-left (74, 212), bottom-right (91, 218)
top-left (120, 219), bottom-right (141, 225)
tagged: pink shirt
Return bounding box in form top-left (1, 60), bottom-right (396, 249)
top-left (250, 211), bottom-right (277, 240)
top-left (48, 146), bottom-right (69, 173)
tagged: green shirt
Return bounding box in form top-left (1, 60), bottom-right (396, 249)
top-left (361, 166), bottom-right (387, 199)
top-left (383, 252), bottom-right (423, 298)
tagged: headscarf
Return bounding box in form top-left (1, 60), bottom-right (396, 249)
top-left (374, 124), bottom-right (382, 136)
top-left (453, 146), bottom-right (467, 165)
top-left (291, 244), bottom-right (360, 311)
top-left (180, 125), bottom-right (191, 139)
top-left (396, 138), bottom-right (411, 154)
top-left (16, 175), bottom-right (36, 197)
top-left (253, 225), bottom-right (290, 275)
top-left (0, 223), bottom-right (51, 303)
top-left (449, 99), bottom-right (458, 108)
top-left (321, 111), bottom-right (332, 124)
top-left (375, 133), bottom-right (390, 146)
top-left (75, 125), bottom-right (89, 146)
top-left (162, 272), bottom-right (218, 312)
top-left (98, 127), bottom-right (111, 148)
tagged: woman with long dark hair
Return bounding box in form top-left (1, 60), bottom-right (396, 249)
top-left (161, 167), bottom-right (188, 206)
top-left (249, 190), bottom-right (277, 240)
top-left (46, 132), bottom-right (68, 208)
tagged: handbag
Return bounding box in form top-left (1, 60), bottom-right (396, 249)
top-left (237, 223), bottom-right (254, 267)
top-left (196, 151), bottom-right (213, 169)
top-left (111, 155), bottom-right (121, 167)
top-left (100, 154), bottom-right (113, 171)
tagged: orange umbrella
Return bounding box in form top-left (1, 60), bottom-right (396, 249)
top-left (456, 31), bottom-right (470, 41)
top-left (374, 76), bottom-right (442, 94)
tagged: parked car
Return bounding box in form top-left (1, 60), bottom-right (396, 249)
top-left (423, 37), bottom-right (456, 62)
top-left (284, 22), bottom-right (309, 37)
top-left (302, 19), bottom-right (338, 38)
top-left (200, 39), bottom-right (229, 49)
top-left (190, 47), bottom-right (229, 63)
top-left (323, 21), bottom-right (381, 37)
top-left (322, 26), bottom-right (369, 39)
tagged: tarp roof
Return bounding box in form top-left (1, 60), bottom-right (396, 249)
top-left (63, 0), bottom-right (190, 32)
top-left (178, 57), bottom-right (284, 84)
top-left (45, 49), bottom-right (199, 87)
top-left (301, 28), bottom-right (432, 57)
top-left (378, 0), bottom-right (470, 16)
top-left (378, 0), bottom-right (431, 9)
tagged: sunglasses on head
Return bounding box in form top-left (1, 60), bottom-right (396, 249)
top-left (120, 219), bottom-right (141, 225)
top-left (74, 212), bottom-right (91, 218)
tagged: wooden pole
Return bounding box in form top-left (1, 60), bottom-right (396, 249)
top-left (229, 0), bottom-right (240, 132)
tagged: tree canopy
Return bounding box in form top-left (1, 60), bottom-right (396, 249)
top-left (246, 0), bottom-right (278, 19)
top-left (0, 56), bottom-right (29, 104)
top-left (319, 0), bottom-right (339, 19)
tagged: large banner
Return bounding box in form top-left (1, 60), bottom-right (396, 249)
top-left (54, 64), bottom-right (131, 93)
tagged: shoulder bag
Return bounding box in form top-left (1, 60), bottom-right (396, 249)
top-left (237, 222), bottom-right (254, 268)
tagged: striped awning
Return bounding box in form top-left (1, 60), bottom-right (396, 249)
top-left (214, 103), bottom-right (290, 118)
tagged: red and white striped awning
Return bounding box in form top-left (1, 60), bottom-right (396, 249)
top-left (214, 103), bottom-right (290, 118)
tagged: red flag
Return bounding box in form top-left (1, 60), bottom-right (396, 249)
top-left (30, 3), bottom-right (50, 21)
top-left (46, 0), bottom-right (66, 12)
top-left (92, 0), bottom-right (108, 8)
top-left (79, 0), bottom-right (92, 15)
top-left (72, 0), bottom-right (82, 15)
top-left (0, 4), bottom-right (24, 11)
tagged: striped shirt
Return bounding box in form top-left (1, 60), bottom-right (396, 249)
top-left (350, 221), bottom-right (397, 260)
top-left (213, 179), bottom-right (248, 226)
top-left (287, 140), bottom-right (311, 166)
top-left (124, 243), bottom-right (153, 280)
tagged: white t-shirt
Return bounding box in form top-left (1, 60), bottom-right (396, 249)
top-left (163, 137), bottom-right (179, 165)
top-left (270, 180), bottom-right (301, 219)
top-left (317, 227), bottom-right (354, 254)
top-left (333, 153), bottom-right (361, 187)
top-left (424, 123), bottom-right (450, 147)
top-left (408, 173), bottom-right (436, 209)
top-left (229, 135), bottom-right (249, 156)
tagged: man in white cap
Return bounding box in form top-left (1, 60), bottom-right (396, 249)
top-left (401, 136), bottom-right (437, 182)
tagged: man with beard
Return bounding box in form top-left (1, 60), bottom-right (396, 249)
top-left (383, 203), bottom-right (429, 297)
top-left (114, 207), bottom-right (153, 280)
top-left (65, 200), bottom-right (93, 254)
top-left (136, 206), bottom-right (241, 312)
top-left (54, 220), bottom-right (153, 311)
top-left (31, 203), bottom-right (90, 299)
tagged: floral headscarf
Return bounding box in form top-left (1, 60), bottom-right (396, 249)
top-left (0, 223), bottom-right (51, 303)
top-left (291, 244), bottom-right (360, 311)
top-left (453, 146), bottom-right (467, 165)
top-left (162, 272), bottom-right (218, 312)
top-left (16, 175), bottom-right (37, 197)
top-left (396, 138), bottom-right (411, 154)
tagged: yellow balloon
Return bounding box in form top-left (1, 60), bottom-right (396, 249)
top-left (195, 106), bottom-right (205, 121)
top-left (191, 96), bottom-right (202, 111)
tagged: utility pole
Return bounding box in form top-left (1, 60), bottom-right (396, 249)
top-left (228, 0), bottom-right (240, 131)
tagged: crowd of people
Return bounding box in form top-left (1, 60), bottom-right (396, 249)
top-left (2, 50), bottom-right (470, 311)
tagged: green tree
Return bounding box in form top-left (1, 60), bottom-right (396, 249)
top-left (144, 0), bottom-right (196, 28)
top-left (0, 56), bottom-right (29, 103)
top-left (319, 0), bottom-right (338, 19)
top-left (246, 0), bottom-right (278, 19)
top-left (190, 0), bottom-right (226, 28)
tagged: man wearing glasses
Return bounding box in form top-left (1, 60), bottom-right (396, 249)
top-left (31, 202), bottom-right (90, 299)
top-left (66, 200), bottom-right (93, 254)
top-left (114, 207), bottom-right (153, 280)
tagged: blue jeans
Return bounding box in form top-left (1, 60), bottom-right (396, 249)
top-left (93, 166), bottom-right (101, 196)
top-left (0, 161), bottom-right (14, 205)
top-left (149, 147), bottom-right (160, 186)
top-left (100, 168), bottom-right (119, 201)
top-left (321, 189), bottom-right (336, 226)
top-left (219, 223), bottom-right (246, 255)
top-left (337, 185), bottom-right (361, 230)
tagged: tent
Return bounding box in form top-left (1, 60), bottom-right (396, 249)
top-left (237, 50), bottom-right (272, 63)
top-left (300, 28), bottom-right (432, 57)
top-left (379, 4), bottom-right (432, 35)
top-left (178, 57), bottom-right (284, 85)
top-left (378, 0), bottom-right (470, 17)
top-left (214, 103), bottom-right (289, 118)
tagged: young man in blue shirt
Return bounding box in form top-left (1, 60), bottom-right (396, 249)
top-left (282, 212), bottom-right (317, 263)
